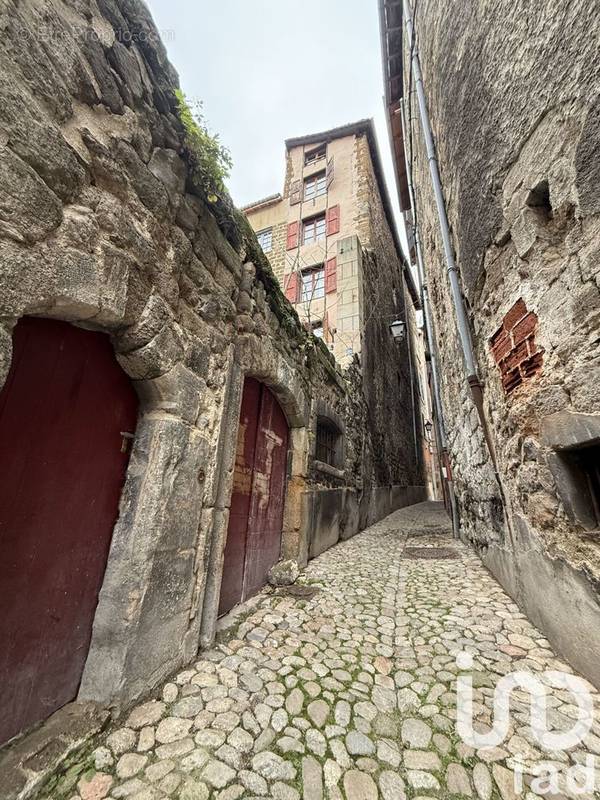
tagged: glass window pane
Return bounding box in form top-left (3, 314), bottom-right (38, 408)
top-left (300, 272), bottom-right (311, 300)
top-left (257, 228), bottom-right (272, 252)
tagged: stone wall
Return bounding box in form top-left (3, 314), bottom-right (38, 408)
top-left (354, 133), bottom-right (425, 487)
top-left (0, 0), bottom-right (425, 729)
top-left (404, 0), bottom-right (600, 685)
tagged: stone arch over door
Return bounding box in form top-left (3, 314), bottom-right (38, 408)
top-left (0, 288), bottom-right (211, 716)
top-left (0, 316), bottom-right (139, 745)
top-left (199, 337), bottom-right (310, 648)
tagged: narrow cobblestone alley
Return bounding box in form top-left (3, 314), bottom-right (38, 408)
top-left (50, 503), bottom-right (600, 800)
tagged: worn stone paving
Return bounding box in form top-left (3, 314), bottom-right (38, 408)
top-left (51, 502), bottom-right (600, 800)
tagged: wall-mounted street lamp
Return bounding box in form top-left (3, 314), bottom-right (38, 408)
top-left (424, 419), bottom-right (433, 435)
top-left (389, 319), bottom-right (407, 342)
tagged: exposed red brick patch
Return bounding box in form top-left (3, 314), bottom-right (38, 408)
top-left (490, 328), bottom-right (511, 362)
top-left (490, 298), bottom-right (544, 396)
top-left (513, 312), bottom-right (538, 345)
top-left (502, 298), bottom-right (528, 331)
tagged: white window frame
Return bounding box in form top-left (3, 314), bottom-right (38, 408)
top-left (302, 214), bottom-right (326, 245)
top-left (300, 266), bottom-right (325, 301)
top-left (304, 171), bottom-right (327, 200)
top-left (256, 227), bottom-right (273, 252)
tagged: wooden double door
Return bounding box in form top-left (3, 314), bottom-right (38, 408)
top-left (219, 378), bottom-right (289, 616)
top-left (0, 318), bottom-right (138, 745)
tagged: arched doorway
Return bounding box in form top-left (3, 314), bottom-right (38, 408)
top-left (0, 317), bottom-right (138, 745)
top-left (219, 377), bottom-right (289, 616)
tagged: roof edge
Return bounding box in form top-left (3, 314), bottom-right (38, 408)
top-left (285, 119), bottom-right (372, 150)
top-left (241, 192), bottom-right (282, 213)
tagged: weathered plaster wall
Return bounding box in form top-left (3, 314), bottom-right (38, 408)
top-left (0, 0), bottom-right (425, 732)
top-left (405, 0), bottom-right (600, 684)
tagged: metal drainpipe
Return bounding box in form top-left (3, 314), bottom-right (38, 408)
top-left (403, 306), bottom-right (421, 469)
top-left (399, 97), bottom-right (460, 535)
top-left (402, 0), bottom-right (508, 506)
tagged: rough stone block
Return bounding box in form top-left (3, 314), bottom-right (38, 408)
top-left (148, 147), bottom-right (187, 201)
top-left (134, 363), bottom-right (206, 424)
top-left (117, 323), bottom-right (185, 380)
top-left (79, 418), bottom-right (209, 708)
top-left (0, 147), bottom-right (63, 243)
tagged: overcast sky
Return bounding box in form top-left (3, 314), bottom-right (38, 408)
top-left (145, 0), bottom-right (403, 226)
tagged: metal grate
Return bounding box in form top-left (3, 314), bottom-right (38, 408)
top-left (402, 546), bottom-right (459, 560)
top-left (276, 585), bottom-right (321, 599)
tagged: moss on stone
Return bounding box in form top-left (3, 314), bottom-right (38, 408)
top-left (232, 208), bottom-right (305, 337)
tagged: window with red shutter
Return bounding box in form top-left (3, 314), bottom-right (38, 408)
top-left (325, 257), bottom-right (337, 294)
top-left (284, 272), bottom-right (298, 303)
top-left (326, 205), bottom-right (340, 236)
top-left (286, 221), bottom-right (299, 250)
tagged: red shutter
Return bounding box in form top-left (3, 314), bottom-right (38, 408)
top-left (289, 180), bottom-right (301, 205)
top-left (325, 257), bottom-right (337, 294)
top-left (326, 205), bottom-right (340, 236)
top-left (286, 221), bottom-right (299, 250)
top-left (284, 271), bottom-right (298, 303)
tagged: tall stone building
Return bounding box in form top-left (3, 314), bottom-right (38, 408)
top-left (243, 120), bottom-right (419, 367)
top-left (380, 0), bottom-right (600, 686)
top-left (0, 0), bottom-right (426, 775)
top-left (244, 122), bottom-right (435, 494)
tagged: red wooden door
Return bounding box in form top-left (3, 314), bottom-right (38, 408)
top-left (219, 378), bottom-right (289, 616)
top-left (219, 378), bottom-right (261, 616)
top-left (0, 317), bottom-right (138, 745)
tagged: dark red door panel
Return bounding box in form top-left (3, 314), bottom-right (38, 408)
top-left (219, 378), bottom-right (289, 616)
top-left (243, 385), bottom-right (289, 601)
top-left (218, 378), bottom-right (261, 617)
top-left (0, 317), bottom-right (138, 745)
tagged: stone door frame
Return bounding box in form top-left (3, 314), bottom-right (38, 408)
top-left (198, 335), bottom-right (310, 649)
top-left (0, 296), bottom-right (209, 714)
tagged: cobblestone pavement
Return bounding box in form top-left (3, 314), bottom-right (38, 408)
top-left (53, 502), bottom-right (600, 800)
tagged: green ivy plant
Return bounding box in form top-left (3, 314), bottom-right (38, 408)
top-left (174, 89), bottom-right (232, 202)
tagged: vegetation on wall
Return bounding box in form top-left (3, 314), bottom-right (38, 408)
top-left (173, 93), bottom-right (337, 373)
top-left (174, 89), bottom-right (232, 202)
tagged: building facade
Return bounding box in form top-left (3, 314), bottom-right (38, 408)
top-left (243, 121), bottom-right (420, 367)
top-left (380, 0), bottom-right (600, 687)
top-left (244, 122), bottom-right (433, 499)
top-left (0, 0), bottom-right (426, 780)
